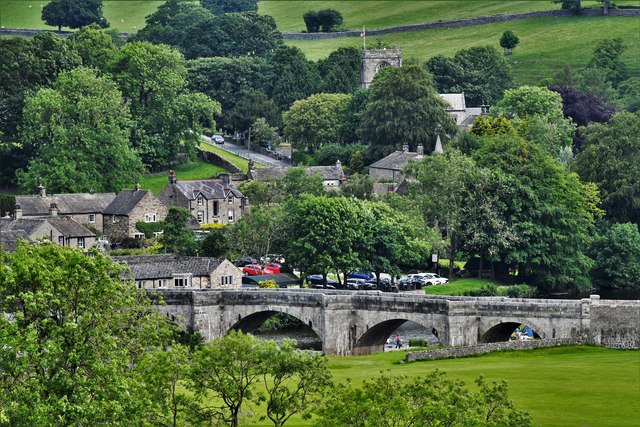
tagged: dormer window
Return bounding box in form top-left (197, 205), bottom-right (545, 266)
top-left (197, 195), bottom-right (204, 206)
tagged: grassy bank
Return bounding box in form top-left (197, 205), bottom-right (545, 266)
top-left (199, 142), bottom-right (265, 173)
top-left (244, 345), bottom-right (639, 427)
top-left (423, 278), bottom-right (503, 296)
top-left (140, 159), bottom-right (225, 194)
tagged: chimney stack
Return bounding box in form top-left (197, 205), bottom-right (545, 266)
top-left (49, 203), bottom-right (59, 218)
top-left (89, 186), bottom-right (94, 195)
top-left (402, 143), bottom-right (409, 153)
top-left (37, 183), bottom-right (46, 198)
top-left (220, 173), bottom-right (230, 184)
top-left (416, 144), bottom-right (424, 156)
top-left (481, 100), bottom-right (490, 115)
top-left (336, 159), bottom-right (342, 169)
top-left (14, 204), bottom-right (22, 219)
top-left (168, 170), bottom-right (177, 184)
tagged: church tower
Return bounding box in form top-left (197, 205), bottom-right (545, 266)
top-left (360, 48), bottom-right (402, 89)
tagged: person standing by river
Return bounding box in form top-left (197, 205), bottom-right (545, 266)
top-left (395, 334), bottom-right (402, 349)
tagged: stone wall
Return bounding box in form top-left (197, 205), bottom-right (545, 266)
top-left (284, 9), bottom-right (640, 40)
top-left (590, 301), bottom-right (640, 349)
top-left (405, 338), bottom-right (584, 362)
top-left (197, 148), bottom-right (242, 174)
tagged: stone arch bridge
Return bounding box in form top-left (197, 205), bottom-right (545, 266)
top-left (152, 289), bottom-right (639, 355)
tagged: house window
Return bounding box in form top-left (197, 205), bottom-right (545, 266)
top-left (228, 209), bottom-right (234, 223)
top-left (153, 231), bottom-right (163, 237)
top-left (173, 274), bottom-right (192, 288)
top-left (221, 275), bottom-right (233, 286)
top-left (197, 195), bottom-right (204, 206)
top-left (228, 195), bottom-right (233, 204)
top-left (158, 279), bottom-right (168, 288)
top-left (88, 214), bottom-right (96, 223)
top-left (78, 237), bottom-right (85, 248)
top-left (134, 232), bottom-right (145, 240)
top-left (197, 211), bottom-right (204, 224)
top-left (136, 280), bottom-right (145, 289)
top-left (144, 213), bottom-right (157, 223)
top-left (58, 236), bottom-right (65, 246)
top-left (213, 201), bottom-right (219, 216)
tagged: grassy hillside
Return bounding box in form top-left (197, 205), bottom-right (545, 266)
top-left (259, 0), bottom-right (639, 32)
top-left (242, 346), bottom-right (640, 426)
top-left (0, 0), bottom-right (162, 33)
top-left (140, 159), bottom-right (225, 194)
top-left (287, 15), bottom-right (640, 85)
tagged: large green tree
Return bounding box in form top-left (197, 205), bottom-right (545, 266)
top-left (42, 0), bottom-right (109, 31)
top-left (162, 207), bottom-right (197, 255)
top-left (0, 243), bottom-right (174, 425)
top-left (573, 112), bottom-right (640, 226)
top-left (588, 38), bottom-right (628, 86)
top-left (590, 222), bottom-right (640, 289)
top-left (110, 42), bottom-right (220, 168)
top-left (16, 67), bottom-right (143, 193)
top-left (361, 65), bottom-right (456, 155)
top-left (67, 24), bottom-right (117, 72)
top-left (283, 93), bottom-right (350, 153)
top-left (317, 46), bottom-right (361, 94)
top-left (267, 46), bottom-right (321, 110)
top-left (200, 0), bottom-right (257, 15)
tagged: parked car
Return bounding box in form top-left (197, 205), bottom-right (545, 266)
top-left (398, 278), bottom-right (414, 291)
top-left (265, 263), bottom-right (281, 274)
top-left (242, 264), bottom-right (278, 276)
top-left (212, 135), bottom-right (225, 144)
top-left (347, 272), bottom-right (375, 281)
top-left (313, 284), bottom-right (336, 290)
top-left (410, 275), bottom-right (428, 288)
top-left (306, 275), bottom-right (339, 287)
top-left (346, 278), bottom-right (368, 290)
top-left (422, 273), bottom-right (449, 286)
top-left (237, 257), bottom-right (258, 267)
top-left (263, 254), bottom-right (286, 264)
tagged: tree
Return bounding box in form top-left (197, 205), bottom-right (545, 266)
top-left (251, 117), bottom-right (279, 148)
top-left (349, 150), bottom-right (365, 174)
top-left (16, 67), bottom-right (143, 193)
top-left (303, 10), bottom-right (320, 33)
top-left (341, 173), bottom-right (373, 199)
top-left (282, 167), bottom-right (325, 198)
top-left (228, 204), bottom-right (288, 262)
top-left (162, 207), bottom-right (197, 255)
top-left (452, 46), bottom-right (513, 106)
top-left (588, 38), bottom-right (628, 86)
top-left (110, 42), bottom-right (220, 168)
top-left (267, 45), bottom-right (321, 110)
top-left (230, 89), bottom-right (279, 135)
top-left (423, 54), bottom-right (463, 94)
top-left (317, 47), bottom-right (361, 94)
top-left (42, 0), bottom-right (109, 31)
top-left (340, 88), bottom-right (369, 144)
top-left (361, 65), bottom-right (456, 155)
top-left (317, 9), bottom-right (343, 32)
top-left (200, 226), bottom-right (229, 257)
top-left (201, 0), bottom-right (257, 15)
top-left (261, 339), bottom-right (332, 427)
top-left (573, 112), bottom-right (640, 226)
top-left (189, 331), bottom-right (269, 427)
top-left (500, 30), bottom-right (520, 55)
top-left (283, 93), bottom-right (350, 153)
top-left (554, 0), bottom-right (582, 14)
top-left (590, 222), bottom-right (640, 289)
top-left (67, 24), bottom-right (117, 72)
top-left (0, 243), bottom-right (175, 425)
top-left (314, 372), bottom-right (531, 427)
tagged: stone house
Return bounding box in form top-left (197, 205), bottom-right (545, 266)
top-left (248, 160), bottom-right (346, 190)
top-left (368, 144), bottom-right (425, 183)
top-left (113, 254), bottom-right (242, 290)
top-left (15, 184), bottom-right (115, 234)
top-left (0, 209), bottom-right (96, 251)
top-left (439, 93), bottom-right (483, 129)
top-left (158, 171), bottom-right (248, 226)
top-left (102, 187), bottom-right (168, 241)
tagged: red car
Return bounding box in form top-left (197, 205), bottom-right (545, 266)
top-left (265, 263), bottom-right (281, 274)
top-left (242, 264), bottom-right (278, 275)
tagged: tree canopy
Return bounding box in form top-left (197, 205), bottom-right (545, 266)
top-left (42, 0), bottom-right (109, 31)
top-left (361, 65), bottom-right (456, 155)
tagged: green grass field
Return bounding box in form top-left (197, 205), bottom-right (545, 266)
top-left (140, 159), bottom-right (225, 194)
top-left (0, 0), bottom-right (162, 33)
top-left (423, 277), bottom-right (502, 295)
top-left (287, 15), bottom-right (640, 85)
top-left (198, 142), bottom-right (268, 173)
top-left (243, 345), bottom-right (640, 427)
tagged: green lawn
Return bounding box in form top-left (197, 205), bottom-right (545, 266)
top-left (199, 142), bottom-right (267, 173)
top-left (139, 159), bottom-right (226, 195)
top-left (287, 15), bottom-right (640, 85)
top-left (423, 277), bottom-right (502, 296)
top-left (0, 0), bottom-right (162, 33)
top-left (245, 346), bottom-right (640, 427)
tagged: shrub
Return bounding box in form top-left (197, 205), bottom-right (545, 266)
top-left (464, 283), bottom-right (498, 296)
top-left (409, 338), bottom-right (429, 347)
top-left (258, 279), bottom-right (278, 289)
top-left (501, 284), bottom-right (537, 298)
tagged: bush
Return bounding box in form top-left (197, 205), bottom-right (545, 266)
top-left (464, 283), bottom-right (498, 296)
top-left (408, 338), bottom-right (428, 347)
top-left (258, 279), bottom-right (278, 289)
top-left (501, 284), bottom-right (537, 298)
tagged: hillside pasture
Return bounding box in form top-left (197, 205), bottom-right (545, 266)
top-left (287, 15), bottom-right (640, 85)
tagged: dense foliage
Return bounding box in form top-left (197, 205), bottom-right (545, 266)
top-left (42, 0), bottom-right (108, 31)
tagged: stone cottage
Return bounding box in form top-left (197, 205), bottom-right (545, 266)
top-left (16, 184), bottom-right (115, 234)
top-left (248, 161), bottom-right (346, 190)
top-left (102, 186), bottom-right (168, 240)
top-left (368, 144), bottom-right (425, 183)
top-left (158, 171), bottom-right (248, 226)
top-left (113, 254), bottom-right (242, 290)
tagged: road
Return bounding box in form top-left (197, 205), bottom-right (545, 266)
top-left (202, 136), bottom-right (290, 169)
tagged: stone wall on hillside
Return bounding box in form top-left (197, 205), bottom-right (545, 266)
top-left (197, 148), bottom-right (242, 174)
top-left (405, 338), bottom-right (585, 362)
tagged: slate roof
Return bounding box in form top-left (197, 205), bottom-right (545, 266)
top-left (0, 230), bottom-right (33, 252)
top-left (307, 166), bottom-right (344, 180)
top-left (0, 217), bottom-right (95, 238)
top-left (369, 151), bottom-right (422, 171)
top-left (249, 166), bottom-right (343, 182)
top-left (103, 189), bottom-right (148, 215)
top-left (439, 93), bottom-right (466, 111)
top-left (169, 180), bottom-right (244, 201)
top-left (113, 254), bottom-right (225, 280)
top-left (248, 168), bottom-right (287, 182)
top-left (16, 192), bottom-right (116, 215)
top-left (0, 218), bottom-right (46, 235)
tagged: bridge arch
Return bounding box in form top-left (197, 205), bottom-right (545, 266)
top-left (352, 318), bottom-right (443, 355)
top-left (479, 319), bottom-right (545, 343)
